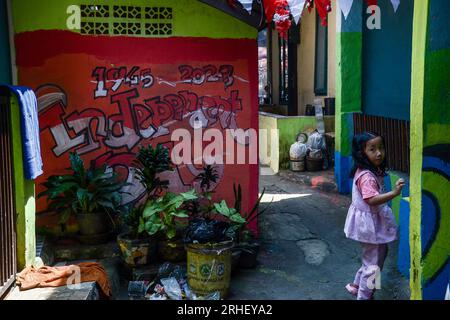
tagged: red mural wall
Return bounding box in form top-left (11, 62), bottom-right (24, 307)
top-left (15, 30), bottom-right (259, 234)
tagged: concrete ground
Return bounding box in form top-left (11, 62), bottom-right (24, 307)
top-left (227, 170), bottom-right (410, 300)
top-left (18, 168), bottom-right (410, 300)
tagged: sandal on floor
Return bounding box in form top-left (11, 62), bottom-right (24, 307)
top-left (345, 283), bottom-right (359, 296)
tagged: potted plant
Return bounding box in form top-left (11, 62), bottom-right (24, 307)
top-left (117, 143), bottom-right (173, 265)
top-left (133, 143), bottom-right (173, 198)
top-left (38, 152), bottom-right (126, 244)
top-left (142, 189), bottom-right (197, 262)
top-left (219, 183), bottom-right (271, 269)
top-left (116, 204), bottom-right (158, 267)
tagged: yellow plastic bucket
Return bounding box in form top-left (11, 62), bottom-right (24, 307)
top-left (186, 239), bottom-right (234, 298)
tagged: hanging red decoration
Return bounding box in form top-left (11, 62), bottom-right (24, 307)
top-left (273, 0), bottom-right (292, 40)
top-left (366, 0), bottom-right (378, 6)
top-left (313, 0), bottom-right (331, 26)
top-left (263, 0), bottom-right (278, 23)
top-left (262, 0), bottom-right (333, 38)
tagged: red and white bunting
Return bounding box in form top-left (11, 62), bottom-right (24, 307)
top-left (338, 0), bottom-right (353, 19)
top-left (338, 0), bottom-right (400, 19)
top-left (390, 0), bottom-right (400, 12)
top-left (236, 0), bottom-right (254, 14)
top-left (287, 0), bottom-right (307, 24)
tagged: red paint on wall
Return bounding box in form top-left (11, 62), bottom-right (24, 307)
top-left (15, 30), bottom-right (259, 236)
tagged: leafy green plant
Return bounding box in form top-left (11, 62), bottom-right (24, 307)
top-left (121, 204), bottom-right (146, 239)
top-left (38, 152), bottom-right (127, 227)
top-left (216, 184), bottom-right (271, 242)
top-left (195, 164), bottom-right (219, 193)
top-left (134, 143), bottom-right (173, 197)
top-left (141, 189), bottom-right (198, 240)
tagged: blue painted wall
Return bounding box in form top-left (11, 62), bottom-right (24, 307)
top-left (0, 0), bottom-right (11, 84)
top-left (362, 0), bottom-right (413, 121)
top-left (398, 198), bottom-right (410, 278)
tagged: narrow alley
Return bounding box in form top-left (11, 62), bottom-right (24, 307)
top-left (229, 171), bottom-right (410, 300)
top-left (0, 0), bottom-right (448, 303)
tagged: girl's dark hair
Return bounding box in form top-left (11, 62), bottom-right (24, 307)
top-left (350, 132), bottom-right (387, 178)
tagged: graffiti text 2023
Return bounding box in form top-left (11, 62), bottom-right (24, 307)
top-left (178, 64), bottom-right (234, 88)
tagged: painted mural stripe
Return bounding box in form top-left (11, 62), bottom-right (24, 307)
top-left (15, 31), bottom-right (256, 69)
top-left (11, 0), bottom-right (256, 39)
top-left (422, 172), bottom-right (450, 285)
top-left (409, 0), bottom-right (429, 301)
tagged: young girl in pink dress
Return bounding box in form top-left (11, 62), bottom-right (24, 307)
top-left (344, 132), bottom-right (405, 300)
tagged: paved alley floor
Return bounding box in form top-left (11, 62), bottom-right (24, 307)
top-left (228, 172), bottom-right (410, 300)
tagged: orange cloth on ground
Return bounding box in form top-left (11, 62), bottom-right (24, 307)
top-left (16, 262), bottom-right (111, 298)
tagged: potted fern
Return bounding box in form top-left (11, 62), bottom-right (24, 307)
top-left (38, 152), bottom-right (126, 244)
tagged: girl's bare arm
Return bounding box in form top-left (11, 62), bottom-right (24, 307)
top-left (366, 179), bottom-right (405, 206)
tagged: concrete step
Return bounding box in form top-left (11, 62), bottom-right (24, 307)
top-left (54, 258), bottom-right (122, 299)
top-left (6, 281), bottom-right (99, 300)
top-left (52, 240), bottom-right (121, 262)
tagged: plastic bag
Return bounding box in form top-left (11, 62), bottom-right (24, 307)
top-left (161, 277), bottom-right (182, 300)
top-left (289, 142), bottom-right (307, 160)
top-left (128, 281), bottom-right (150, 300)
top-left (308, 148), bottom-right (323, 159)
top-left (193, 291), bottom-right (221, 300)
top-left (307, 131), bottom-right (325, 150)
top-left (149, 293), bottom-right (167, 300)
top-left (183, 219), bottom-right (230, 244)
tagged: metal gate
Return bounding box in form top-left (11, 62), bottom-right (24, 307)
top-left (353, 113), bottom-right (410, 173)
top-left (0, 93), bottom-right (17, 299)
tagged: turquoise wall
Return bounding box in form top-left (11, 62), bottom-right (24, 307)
top-left (362, 0), bottom-right (413, 121)
top-left (0, 0), bottom-right (11, 84)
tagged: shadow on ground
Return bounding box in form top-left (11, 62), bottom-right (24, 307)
top-left (228, 173), bottom-right (410, 300)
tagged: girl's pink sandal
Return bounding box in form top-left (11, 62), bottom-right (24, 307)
top-left (345, 283), bottom-right (359, 296)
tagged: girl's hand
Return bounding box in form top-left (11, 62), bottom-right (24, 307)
top-left (393, 179), bottom-right (405, 196)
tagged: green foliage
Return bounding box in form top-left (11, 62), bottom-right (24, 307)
top-left (228, 183), bottom-right (271, 242)
top-left (38, 152), bottom-right (127, 225)
top-left (121, 204), bottom-right (146, 239)
top-left (195, 165), bottom-right (219, 192)
top-left (141, 190), bottom-right (197, 240)
top-left (134, 143), bottom-right (173, 196)
top-left (189, 165), bottom-right (220, 219)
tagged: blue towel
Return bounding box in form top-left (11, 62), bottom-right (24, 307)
top-left (1, 85), bottom-right (43, 180)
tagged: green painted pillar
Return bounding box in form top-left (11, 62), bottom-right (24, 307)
top-left (10, 94), bottom-right (36, 269)
top-left (409, 0), bottom-right (450, 300)
top-left (335, 0), bottom-right (363, 193)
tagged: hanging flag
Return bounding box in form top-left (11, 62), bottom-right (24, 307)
top-left (236, 0), bottom-right (254, 14)
top-left (273, 0), bottom-right (292, 39)
top-left (263, 0), bottom-right (278, 22)
top-left (338, 0), bottom-right (353, 19)
top-left (287, 0), bottom-right (306, 25)
top-left (390, 0), bottom-right (400, 12)
top-left (314, 0), bottom-right (332, 26)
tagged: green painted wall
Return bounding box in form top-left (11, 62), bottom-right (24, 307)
top-left (410, 0), bottom-right (450, 300)
top-left (12, 0), bottom-right (257, 39)
top-left (10, 95), bottom-right (36, 269)
top-left (259, 112), bottom-right (334, 172)
top-left (335, 0), bottom-right (363, 156)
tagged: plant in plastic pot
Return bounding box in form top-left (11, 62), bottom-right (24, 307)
top-left (38, 152), bottom-right (127, 244)
top-left (118, 142), bottom-right (178, 263)
top-left (117, 204), bottom-right (158, 267)
top-left (228, 183), bottom-right (272, 269)
top-left (142, 190), bottom-right (197, 262)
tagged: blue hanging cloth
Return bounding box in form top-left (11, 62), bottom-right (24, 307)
top-left (1, 85), bottom-right (43, 180)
